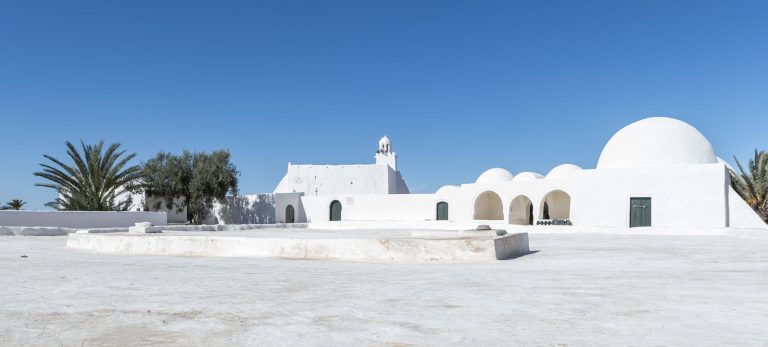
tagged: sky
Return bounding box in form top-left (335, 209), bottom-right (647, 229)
top-left (1, 0), bottom-right (767, 209)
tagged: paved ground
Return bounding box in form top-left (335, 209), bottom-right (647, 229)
top-left (1, 233), bottom-right (767, 346)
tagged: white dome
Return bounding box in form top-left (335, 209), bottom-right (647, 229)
top-left (511, 172), bottom-right (544, 181)
top-left (476, 168), bottom-right (514, 184)
top-left (436, 185), bottom-right (459, 195)
top-left (597, 117), bottom-right (717, 169)
top-left (379, 136), bottom-right (391, 146)
top-left (546, 164), bottom-right (583, 179)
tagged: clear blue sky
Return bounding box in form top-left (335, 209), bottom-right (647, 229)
top-left (1, 0), bottom-right (767, 209)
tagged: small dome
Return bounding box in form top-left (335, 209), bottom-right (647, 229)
top-left (597, 117), bottom-right (717, 169)
top-left (436, 185), bottom-right (459, 195)
top-left (476, 168), bottom-right (514, 184)
top-left (546, 164), bottom-right (583, 179)
top-left (379, 136), bottom-right (391, 146)
top-left (511, 172), bottom-right (544, 181)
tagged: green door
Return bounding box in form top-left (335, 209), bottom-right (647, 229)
top-left (285, 205), bottom-right (295, 223)
top-left (329, 200), bottom-right (342, 221)
top-left (436, 202), bottom-right (449, 220)
top-left (630, 197), bottom-right (652, 227)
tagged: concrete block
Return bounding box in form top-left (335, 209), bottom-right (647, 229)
top-left (494, 232), bottom-right (530, 260)
top-left (128, 222), bottom-right (162, 234)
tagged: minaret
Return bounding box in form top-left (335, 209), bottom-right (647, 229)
top-left (375, 136), bottom-right (397, 171)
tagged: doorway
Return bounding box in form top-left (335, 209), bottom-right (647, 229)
top-left (285, 205), bottom-right (295, 223)
top-left (436, 202), bottom-right (449, 221)
top-left (630, 197), bottom-right (651, 227)
top-left (329, 200), bottom-right (342, 222)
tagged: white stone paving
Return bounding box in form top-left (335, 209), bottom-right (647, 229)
top-left (1, 232), bottom-right (767, 346)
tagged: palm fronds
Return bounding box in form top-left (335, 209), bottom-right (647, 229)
top-left (731, 150), bottom-right (768, 223)
top-left (34, 140), bottom-right (143, 211)
top-left (2, 199), bottom-right (27, 210)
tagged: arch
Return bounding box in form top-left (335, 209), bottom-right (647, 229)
top-left (329, 200), bottom-right (342, 221)
top-left (285, 205), bottom-right (295, 223)
top-left (436, 201), bottom-right (449, 221)
top-left (539, 190), bottom-right (571, 220)
top-left (473, 191), bottom-right (504, 220)
top-left (508, 195), bottom-right (533, 225)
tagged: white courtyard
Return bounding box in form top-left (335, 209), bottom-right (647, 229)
top-left (2, 231), bottom-right (767, 346)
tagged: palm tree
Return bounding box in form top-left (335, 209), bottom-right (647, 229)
top-left (3, 199), bottom-right (27, 210)
top-left (34, 141), bottom-right (143, 211)
top-left (731, 150), bottom-right (768, 223)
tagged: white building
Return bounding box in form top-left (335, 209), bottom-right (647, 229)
top-left (273, 136), bottom-right (409, 196)
top-left (274, 117), bottom-right (767, 230)
top-left (269, 136), bottom-right (409, 224)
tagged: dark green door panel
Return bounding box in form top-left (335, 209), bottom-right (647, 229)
top-left (436, 202), bottom-right (449, 220)
top-left (285, 205), bottom-right (295, 223)
top-left (630, 197), bottom-right (652, 227)
top-left (330, 200), bottom-right (342, 221)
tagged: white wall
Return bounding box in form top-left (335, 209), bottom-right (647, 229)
top-left (296, 163), bottom-right (738, 229)
top-left (0, 211), bottom-right (167, 228)
top-left (387, 168), bottom-right (410, 194)
top-left (274, 163), bottom-right (410, 195)
top-left (213, 194), bottom-right (276, 225)
top-left (274, 193), bottom-right (305, 223)
top-left (301, 194), bottom-right (435, 222)
top-left (727, 186), bottom-right (768, 229)
top-left (144, 195), bottom-right (187, 223)
top-left (432, 164), bottom-right (729, 228)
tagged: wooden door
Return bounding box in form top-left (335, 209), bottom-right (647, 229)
top-left (630, 197), bottom-right (652, 227)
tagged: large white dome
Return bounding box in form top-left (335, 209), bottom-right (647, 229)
top-left (597, 117), bottom-right (717, 169)
top-left (546, 164), bottom-right (583, 178)
top-left (476, 168), bottom-right (514, 184)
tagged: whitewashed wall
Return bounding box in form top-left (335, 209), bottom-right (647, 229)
top-left (294, 163), bottom-right (766, 229)
top-left (274, 163), bottom-right (410, 195)
top-left (437, 163), bottom-right (731, 228)
top-left (301, 194), bottom-right (435, 222)
top-left (144, 195), bottom-right (187, 223)
top-left (0, 211), bottom-right (167, 228)
top-left (213, 194), bottom-right (276, 225)
top-left (727, 186), bottom-right (768, 228)
top-left (274, 193), bottom-right (305, 223)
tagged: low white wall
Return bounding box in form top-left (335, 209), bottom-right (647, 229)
top-left (728, 187), bottom-right (768, 229)
top-left (144, 196), bottom-right (187, 223)
top-left (213, 194), bottom-right (276, 225)
top-left (301, 194), bottom-right (436, 222)
top-left (0, 211), bottom-right (167, 228)
top-left (66, 231), bottom-right (528, 262)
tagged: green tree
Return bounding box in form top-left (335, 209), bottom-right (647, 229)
top-left (34, 141), bottom-right (143, 211)
top-left (141, 150), bottom-right (239, 224)
top-left (731, 150), bottom-right (768, 223)
top-left (2, 199), bottom-right (27, 210)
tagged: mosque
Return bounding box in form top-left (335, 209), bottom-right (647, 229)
top-left (270, 117), bottom-right (767, 230)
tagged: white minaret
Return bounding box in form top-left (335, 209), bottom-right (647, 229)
top-left (375, 135), bottom-right (397, 171)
